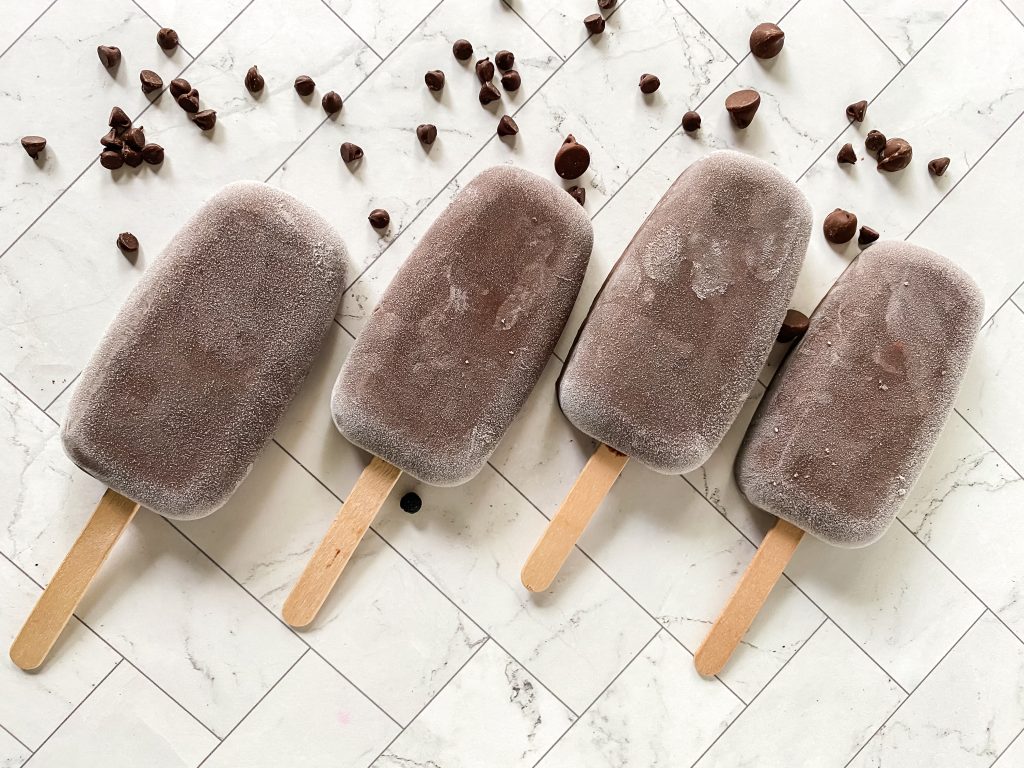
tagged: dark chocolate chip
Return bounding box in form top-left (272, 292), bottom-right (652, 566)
top-left (858, 225), bottom-right (880, 246)
top-left (192, 109), bottom-right (216, 130)
top-left (497, 115), bottom-right (518, 136)
top-left (865, 129), bottom-right (886, 155)
top-left (877, 137), bottom-right (912, 172)
top-left (479, 82), bottom-right (501, 105)
top-left (140, 69), bottom-right (163, 95)
top-left (97, 45), bottom-right (121, 68)
top-left (122, 147), bottom-right (143, 167)
top-left (108, 106), bottom-right (132, 130)
top-left (176, 89), bottom-right (200, 113)
top-left (837, 143), bottom-right (857, 164)
top-left (554, 134), bottom-right (590, 179)
top-left (294, 75), bottom-right (315, 96)
top-left (567, 185), bottom-right (585, 205)
top-left (416, 123), bottom-right (437, 144)
top-left (100, 129), bottom-right (123, 150)
top-left (584, 13), bottom-right (606, 33)
top-left (117, 232), bottom-right (139, 253)
top-left (125, 126), bottom-right (146, 151)
top-left (244, 66), bottom-right (264, 93)
top-left (424, 69), bottom-right (445, 91)
top-left (725, 89), bottom-right (760, 128)
top-left (928, 157), bottom-right (950, 176)
top-left (452, 39), bottom-right (474, 60)
top-left (598, 0), bottom-right (617, 8)
top-left (823, 208), bottom-right (857, 244)
top-left (100, 150), bottom-right (124, 170)
top-left (156, 27), bottom-right (179, 51)
top-left (500, 69), bottom-right (521, 91)
top-left (340, 142), bottom-right (363, 163)
top-left (368, 208), bottom-right (390, 229)
top-left (169, 78), bottom-right (191, 98)
top-left (639, 73), bottom-right (660, 94)
top-left (141, 143), bottom-right (164, 164)
top-left (21, 136), bottom-right (46, 159)
top-left (399, 492), bottom-right (421, 514)
top-left (681, 110), bottom-right (701, 132)
top-left (475, 57), bottom-right (494, 83)
top-left (846, 99), bottom-right (867, 122)
top-left (495, 50), bottom-right (514, 70)
top-left (749, 22), bottom-right (785, 58)
top-left (322, 90), bottom-right (343, 114)
top-left (776, 309), bottom-right (809, 343)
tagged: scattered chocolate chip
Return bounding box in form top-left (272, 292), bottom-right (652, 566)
top-left (846, 99), bottom-right (867, 122)
top-left (837, 143), bottom-right (857, 164)
top-left (244, 66), bottom-right (264, 93)
top-left (479, 82), bottom-right (501, 105)
top-left (100, 129), bottom-right (123, 150)
top-left (475, 58), bottom-right (494, 83)
top-left (170, 78), bottom-right (191, 98)
top-left (399, 492), bottom-right (421, 514)
top-left (368, 208), bottom-right (390, 229)
top-left (567, 185), bottom-right (586, 205)
top-left (424, 69), bottom-right (445, 91)
top-left (749, 22), bottom-right (785, 58)
top-left (294, 75), bottom-right (315, 96)
top-left (192, 109), bottom-right (216, 130)
top-left (497, 115), bottom-right (518, 136)
top-left (117, 232), bottom-right (139, 254)
top-left (823, 208), bottom-right (857, 244)
top-left (97, 45), bottom-right (121, 68)
top-left (639, 73), bottom-right (660, 94)
top-left (928, 157), bottom-right (950, 176)
top-left (453, 39), bottom-right (474, 60)
top-left (416, 123), bottom-right (437, 144)
top-left (584, 13), bottom-right (606, 33)
top-left (877, 137), bottom-right (912, 172)
top-left (100, 150), bottom-right (124, 170)
top-left (865, 129), bottom-right (886, 155)
top-left (554, 134), bottom-right (590, 179)
top-left (681, 110), bottom-right (701, 132)
top-left (725, 89), bottom-right (760, 129)
top-left (340, 142), bottom-right (363, 163)
top-left (495, 50), bottom-right (514, 70)
top-left (108, 106), bottom-right (131, 130)
top-left (122, 147), bottom-right (143, 167)
top-left (20, 136), bottom-right (46, 159)
top-left (125, 126), bottom-right (146, 150)
top-left (141, 143), bottom-right (164, 164)
top-left (176, 89), bottom-right (200, 113)
top-left (598, 0), bottom-right (617, 8)
top-left (501, 70), bottom-right (521, 92)
top-left (140, 69), bottom-right (163, 95)
top-left (776, 309), bottom-right (809, 343)
top-left (858, 225), bottom-right (880, 246)
top-left (322, 90), bottom-right (343, 114)
top-left (156, 27), bottom-right (179, 51)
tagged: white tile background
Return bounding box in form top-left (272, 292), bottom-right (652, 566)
top-left (1, 0), bottom-right (1023, 765)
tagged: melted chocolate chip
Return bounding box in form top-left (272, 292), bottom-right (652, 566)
top-left (823, 208), bottom-right (858, 244)
top-left (554, 134), bottom-right (590, 179)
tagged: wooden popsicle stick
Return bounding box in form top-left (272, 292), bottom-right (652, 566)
top-left (521, 443), bottom-right (629, 593)
top-left (694, 518), bottom-right (805, 677)
top-left (283, 456), bottom-right (402, 628)
top-left (10, 488), bottom-right (139, 671)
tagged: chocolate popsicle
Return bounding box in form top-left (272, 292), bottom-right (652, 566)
top-left (283, 166), bottom-right (593, 628)
top-left (11, 182), bottom-right (346, 669)
top-left (521, 151), bottom-right (811, 592)
top-left (695, 241), bottom-right (984, 676)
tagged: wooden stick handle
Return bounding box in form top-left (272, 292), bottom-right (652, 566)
top-left (694, 518), bottom-right (805, 677)
top-left (10, 488), bottom-right (139, 670)
top-left (283, 457), bottom-right (401, 628)
top-left (521, 443), bottom-right (629, 593)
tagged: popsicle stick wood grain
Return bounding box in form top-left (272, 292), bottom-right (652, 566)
top-left (521, 444), bottom-right (628, 592)
top-left (283, 458), bottom-right (401, 628)
top-left (693, 519), bottom-right (804, 677)
top-left (10, 489), bottom-right (139, 670)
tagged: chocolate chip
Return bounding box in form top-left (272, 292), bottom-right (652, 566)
top-left (639, 73), bottom-right (660, 94)
top-left (554, 134), bottom-right (590, 179)
top-left (141, 143), bottom-right (164, 164)
top-left (877, 137), bottom-right (912, 172)
top-left (340, 142), bottom-right (363, 163)
top-left (100, 150), bottom-right (124, 170)
top-left (294, 75), bottom-right (315, 96)
top-left (122, 147), bottom-right (143, 167)
top-left (117, 232), bottom-right (139, 253)
top-left (598, 0), bottom-right (617, 8)
top-left (725, 89), bottom-right (760, 129)
top-left (399, 492), bottom-right (421, 514)
top-left (858, 225), bottom-right (880, 246)
top-left (176, 89), bottom-right (199, 113)
top-left (140, 69), bottom-right (163, 95)
top-left (846, 99), bottom-right (867, 122)
top-left (108, 106), bottom-right (131, 130)
top-left (453, 39), bottom-right (473, 60)
top-left (497, 115), bottom-right (518, 136)
top-left (681, 111), bottom-right (701, 132)
top-left (749, 23), bottom-right (785, 58)
top-left (322, 90), bottom-right (343, 114)
top-left (501, 70), bottom-right (521, 91)
top-left (170, 78), bottom-right (191, 98)
top-left (125, 126), bottom-right (146, 151)
top-left (368, 208), bottom-right (390, 229)
top-left (928, 157), bottom-right (950, 176)
top-left (97, 45), bottom-right (121, 68)
top-left (865, 129), bottom-right (886, 155)
top-left (567, 185), bottom-right (585, 205)
top-left (100, 129), bottom-right (123, 150)
top-left (776, 309), bottom-right (809, 343)
top-left (837, 143), bottom-right (857, 164)
top-left (20, 136), bottom-right (46, 159)
top-left (157, 27), bottom-right (179, 51)
top-left (244, 66), bottom-right (264, 93)
top-left (495, 50), bottom-right (514, 70)
top-left (475, 58), bottom-right (494, 83)
top-left (479, 82), bottom-right (501, 105)
top-left (192, 109), bottom-right (216, 130)
top-left (416, 123), bottom-right (437, 144)
top-left (823, 208), bottom-right (857, 244)
top-left (424, 70), bottom-right (445, 91)
top-left (584, 13), bottom-right (606, 33)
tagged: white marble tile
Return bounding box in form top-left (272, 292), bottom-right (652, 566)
top-left (0, 555), bottom-right (120, 750)
top-left (26, 662), bottom-right (218, 768)
top-left (180, 439), bottom-right (488, 726)
top-left (849, 613), bottom-right (1024, 768)
top-left (503, 0), bottom-right (618, 59)
top-left (537, 632), bottom-right (743, 767)
top-left (695, 622), bottom-right (905, 767)
top-left (0, 0), bottom-right (189, 256)
top-left (0, 728), bottom-right (29, 768)
top-left (993, 729), bottom-right (1024, 767)
top-left (846, 0), bottom-right (961, 62)
top-left (201, 652), bottom-right (399, 768)
top-left (325, 0), bottom-right (438, 56)
top-left (130, 0), bottom-right (249, 53)
top-left (1006, 0), bottom-right (1024, 25)
top-left (0, 0), bottom-right (51, 54)
top-left (375, 640), bottom-right (574, 768)
top-left (681, 0), bottom-right (796, 60)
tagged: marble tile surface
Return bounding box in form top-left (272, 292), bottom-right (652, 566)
top-left (123, 0), bottom-right (251, 53)
top-left (325, 0), bottom-right (439, 56)
top-left (0, 0), bottom-right (51, 55)
top-left (846, 0), bottom-right (962, 62)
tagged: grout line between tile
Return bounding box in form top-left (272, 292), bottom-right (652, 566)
top-left (128, 0), bottom-right (196, 58)
top-left (1001, 0), bottom-right (1024, 27)
top-left (991, 722), bottom-right (1024, 767)
top-left (317, 0), bottom-right (383, 60)
top-left (44, 371), bottom-right (79, 414)
top-left (840, 0), bottom-right (905, 64)
top-left (0, 723), bottom-right (32, 757)
top-left (674, 0), bottom-right (739, 63)
top-left (0, 0), bottom-right (59, 61)
top-left (500, 0), bottom-right (568, 62)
